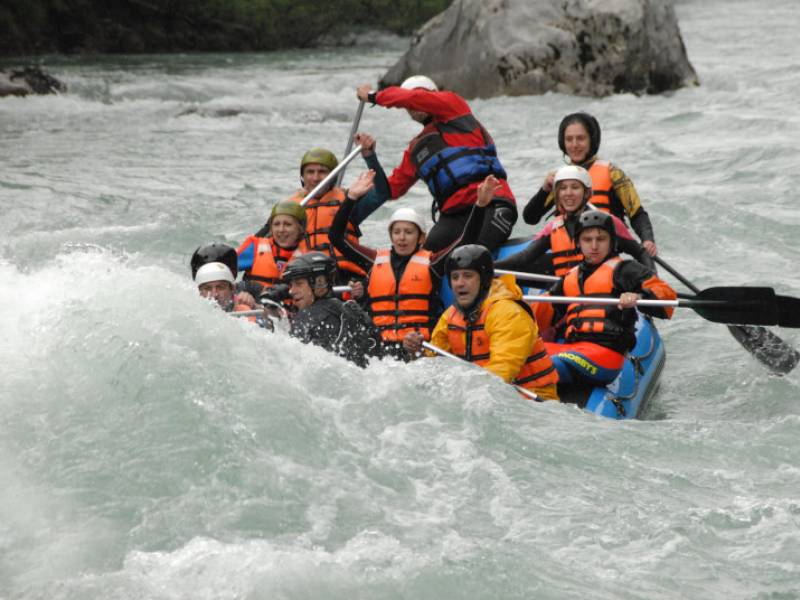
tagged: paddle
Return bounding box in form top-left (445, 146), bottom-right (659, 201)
top-left (421, 341), bottom-right (541, 401)
top-left (495, 268), bottom-right (559, 284)
top-left (230, 285), bottom-right (354, 318)
top-left (522, 285), bottom-right (791, 327)
top-left (335, 101), bottom-right (365, 188)
top-left (653, 255), bottom-right (799, 375)
top-left (300, 145), bottom-right (363, 207)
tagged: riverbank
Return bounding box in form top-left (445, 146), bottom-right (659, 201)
top-left (0, 0), bottom-right (451, 56)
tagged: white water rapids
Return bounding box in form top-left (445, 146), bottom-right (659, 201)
top-left (1, 1), bottom-right (799, 598)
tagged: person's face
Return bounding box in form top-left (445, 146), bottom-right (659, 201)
top-left (578, 228), bottom-right (612, 265)
top-left (199, 280), bottom-right (234, 306)
top-left (406, 108), bottom-right (429, 123)
top-left (288, 275), bottom-right (328, 309)
top-left (450, 269), bottom-right (482, 308)
top-left (390, 221), bottom-right (423, 256)
top-left (272, 214), bottom-right (304, 248)
top-left (564, 122), bottom-right (591, 164)
top-left (556, 180), bottom-right (587, 215)
top-left (301, 163), bottom-right (332, 193)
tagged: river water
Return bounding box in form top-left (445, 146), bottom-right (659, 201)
top-left (1, 1), bottom-right (799, 598)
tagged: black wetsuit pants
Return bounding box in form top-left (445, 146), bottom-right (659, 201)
top-left (423, 199), bottom-right (517, 253)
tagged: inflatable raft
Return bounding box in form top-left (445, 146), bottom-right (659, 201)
top-left (440, 237), bottom-right (665, 420)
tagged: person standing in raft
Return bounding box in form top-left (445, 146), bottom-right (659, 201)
top-left (329, 172), bottom-right (493, 359)
top-left (403, 244), bottom-right (560, 401)
top-left (534, 211), bottom-right (675, 399)
top-left (523, 112), bottom-right (658, 257)
top-left (495, 166), bottom-right (654, 277)
top-left (282, 252), bottom-right (382, 368)
top-left (276, 138), bottom-right (390, 284)
top-left (355, 76), bottom-right (517, 253)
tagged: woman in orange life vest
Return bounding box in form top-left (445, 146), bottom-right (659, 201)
top-left (495, 165), bottom-right (652, 278)
top-left (523, 112), bottom-right (658, 257)
top-left (403, 244), bottom-right (560, 401)
top-left (236, 200), bottom-right (310, 303)
top-left (281, 140), bottom-right (391, 284)
top-left (329, 173), bottom-right (494, 359)
top-left (533, 211), bottom-right (675, 396)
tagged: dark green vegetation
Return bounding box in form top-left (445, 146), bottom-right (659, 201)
top-left (0, 0), bottom-right (451, 56)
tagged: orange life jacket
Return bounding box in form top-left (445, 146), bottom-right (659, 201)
top-left (549, 216), bottom-right (583, 277)
top-left (287, 188), bottom-right (367, 278)
top-left (240, 235), bottom-right (306, 288)
top-left (444, 300), bottom-right (558, 391)
top-left (367, 248), bottom-right (434, 342)
top-left (562, 257), bottom-right (628, 343)
top-left (587, 160), bottom-right (613, 213)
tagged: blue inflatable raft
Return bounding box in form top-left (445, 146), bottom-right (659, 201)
top-left (440, 237), bottom-right (665, 420)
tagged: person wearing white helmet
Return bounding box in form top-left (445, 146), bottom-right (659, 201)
top-left (355, 75), bottom-right (517, 255)
top-left (495, 166), bottom-right (652, 278)
top-left (191, 243), bottom-right (259, 316)
top-left (330, 172), bottom-right (495, 357)
top-left (522, 112), bottom-right (658, 257)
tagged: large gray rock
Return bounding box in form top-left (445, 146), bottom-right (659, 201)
top-left (380, 0), bottom-right (698, 98)
top-left (0, 67), bottom-right (66, 98)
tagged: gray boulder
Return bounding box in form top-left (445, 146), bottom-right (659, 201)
top-left (380, 0), bottom-right (698, 98)
top-left (0, 67), bottom-right (66, 98)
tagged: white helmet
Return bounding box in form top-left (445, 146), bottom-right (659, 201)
top-left (195, 262), bottom-right (235, 286)
top-left (388, 207), bottom-right (427, 235)
top-left (400, 75), bottom-right (438, 92)
top-left (553, 165), bottom-right (592, 190)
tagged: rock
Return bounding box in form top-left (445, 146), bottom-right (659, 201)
top-left (380, 0), bottom-right (698, 98)
top-left (0, 67), bottom-right (66, 98)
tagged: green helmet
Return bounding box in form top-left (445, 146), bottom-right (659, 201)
top-left (300, 148), bottom-right (338, 174)
top-left (270, 200), bottom-right (307, 228)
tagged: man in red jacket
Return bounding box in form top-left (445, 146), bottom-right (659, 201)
top-left (356, 76), bottom-right (517, 253)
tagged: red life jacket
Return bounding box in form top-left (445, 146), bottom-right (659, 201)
top-left (367, 248), bottom-right (434, 342)
top-left (287, 188), bottom-right (367, 277)
top-left (444, 300), bottom-right (558, 391)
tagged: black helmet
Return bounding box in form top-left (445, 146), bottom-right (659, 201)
top-left (558, 112), bottom-right (601, 163)
top-left (575, 210), bottom-right (617, 251)
top-left (446, 244), bottom-right (494, 294)
top-left (282, 252), bottom-right (337, 288)
top-left (191, 243), bottom-right (238, 279)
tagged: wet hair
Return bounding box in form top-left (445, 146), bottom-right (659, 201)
top-left (558, 112), bottom-right (601, 162)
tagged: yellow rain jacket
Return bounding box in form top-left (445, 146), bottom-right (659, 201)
top-left (430, 274), bottom-right (559, 400)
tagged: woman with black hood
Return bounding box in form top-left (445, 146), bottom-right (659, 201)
top-left (523, 112), bottom-right (658, 257)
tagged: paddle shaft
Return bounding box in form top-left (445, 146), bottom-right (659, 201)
top-left (421, 341), bottom-right (540, 402)
top-left (300, 145), bottom-right (363, 207)
top-left (495, 269), bottom-right (559, 284)
top-left (230, 285), bottom-right (353, 318)
top-left (522, 294), bottom-right (685, 308)
top-left (335, 101), bottom-right (365, 187)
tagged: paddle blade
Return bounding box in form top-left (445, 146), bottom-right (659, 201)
top-left (726, 324), bottom-right (800, 375)
top-left (776, 295), bottom-right (800, 328)
top-left (692, 286), bottom-right (778, 326)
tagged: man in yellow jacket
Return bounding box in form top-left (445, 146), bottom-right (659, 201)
top-left (403, 244), bottom-right (559, 401)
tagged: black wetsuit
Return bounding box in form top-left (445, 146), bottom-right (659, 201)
top-left (289, 296), bottom-right (382, 368)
